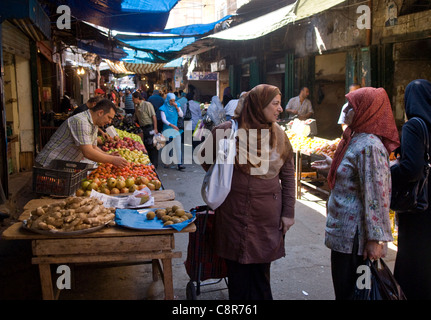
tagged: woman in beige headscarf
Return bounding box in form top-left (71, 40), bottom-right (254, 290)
top-left (201, 84), bottom-right (296, 300)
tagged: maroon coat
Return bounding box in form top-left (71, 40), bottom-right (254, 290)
top-left (201, 122), bottom-right (296, 264)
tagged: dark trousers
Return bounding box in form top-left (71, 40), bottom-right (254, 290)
top-left (330, 233), bottom-right (364, 300)
top-left (142, 124), bottom-right (158, 168)
top-left (225, 259), bottom-right (273, 300)
top-left (395, 211), bottom-right (431, 299)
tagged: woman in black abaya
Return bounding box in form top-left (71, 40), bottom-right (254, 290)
top-left (391, 79), bottom-right (431, 299)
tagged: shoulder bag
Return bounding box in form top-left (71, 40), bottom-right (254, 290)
top-left (353, 258), bottom-right (406, 300)
top-left (201, 119), bottom-right (238, 210)
top-left (390, 117), bottom-right (431, 212)
top-left (184, 102), bottom-right (192, 121)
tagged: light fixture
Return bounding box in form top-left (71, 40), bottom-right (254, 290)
top-left (76, 67), bottom-right (86, 75)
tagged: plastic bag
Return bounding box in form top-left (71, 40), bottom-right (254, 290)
top-left (206, 98), bottom-right (226, 127)
top-left (353, 258), bottom-right (407, 300)
top-left (153, 133), bottom-right (166, 150)
top-left (201, 120), bottom-right (237, 210)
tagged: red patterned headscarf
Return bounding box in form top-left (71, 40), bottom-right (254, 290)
top-left (327, 87), bottom-right (400, 189)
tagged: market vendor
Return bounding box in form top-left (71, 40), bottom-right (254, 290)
top-left (35, 99), bottom-right (129, 168)
top-left (285, 87), bottom-right (314, 120)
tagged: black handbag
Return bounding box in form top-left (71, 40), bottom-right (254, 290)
top-left (177, 103), bottom-right (192, 130)
top-left (390, 117), bottom-right (431, 213)
top-left (184, 102), bottom-right (192, 121)
top-left (353, 258), bottom-right (407, 300)
top-left (177, 115), bottom-right (184, 130)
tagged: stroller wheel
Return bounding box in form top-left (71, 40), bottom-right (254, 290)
top-left (186, 281), bottom-right (197, 300)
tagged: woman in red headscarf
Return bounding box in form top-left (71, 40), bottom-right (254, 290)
top-left (200, 84), bottom-right (296, 300)
top-left (312, 87), bottom-right (400, 299)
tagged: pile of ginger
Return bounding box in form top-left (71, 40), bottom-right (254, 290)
top-left (26, 197), bottom-right (116, 232)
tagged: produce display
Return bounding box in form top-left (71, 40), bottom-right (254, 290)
top-left (101, 135), bottom-right (146, 153)
top-left (78, 163), bottom-right (161, 195)
top-left (107, 148), bottom-right (150, 164)
top-left (286, 131), bottom-right (340, 158)
top-left (115, 128), bottom-right (143, 144)
top-left (25, 197), bottom-right (116, 232)
top-left (111, 114), bottom-right (143, 135)
top-left (147, 205), bottom-right (194, 227)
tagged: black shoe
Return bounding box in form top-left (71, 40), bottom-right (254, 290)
top-left (177, 165), bottom-right (185, 171)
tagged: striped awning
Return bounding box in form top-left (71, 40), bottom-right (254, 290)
top-left (124, 62), bottom-right (166, 74)
top-left (104, 59), bottom-right (132, 74)
top-left (104, 59), bottom-right (166, 74)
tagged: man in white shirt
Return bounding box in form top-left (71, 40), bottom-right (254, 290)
top-left (337, 84), bottom-right (361, 131)
top-left (224, 91), bottom-right (247, 120)
top-left (285, 87), bottom-right (313, 120)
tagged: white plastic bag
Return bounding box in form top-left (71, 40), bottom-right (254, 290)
top-left (201, 120), bottom-right (238, 210)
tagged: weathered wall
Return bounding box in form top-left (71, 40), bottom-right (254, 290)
top-left (392, 39), bottom-right (431, 120)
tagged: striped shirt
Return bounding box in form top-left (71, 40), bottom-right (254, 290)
top-left (36, 110), bottom-right (98, 167)
top-left (124, 93), bottom-right (134, 110)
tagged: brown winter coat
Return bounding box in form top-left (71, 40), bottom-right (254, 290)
top-left (201, 121), bottom-right (295, 264)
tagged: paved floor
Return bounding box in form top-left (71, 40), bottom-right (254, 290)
top-left (0, 147), bottom-right (397, 300)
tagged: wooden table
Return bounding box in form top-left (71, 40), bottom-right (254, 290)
top-left (294, 150), bottom-right (330, 199)
top-left (1, 190), bottom-right (196, 300)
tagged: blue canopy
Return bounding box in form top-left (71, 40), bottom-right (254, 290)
top-left (121, 46), bottom-right (182, 63)
top-left (115, 15), bottom-right (232, 63)
top-left (121, 37), bottom-right (197, 53)
top-left (152, 15), bottom-right (232, 36)
top-left (48, 0), bottom-right (179, 32)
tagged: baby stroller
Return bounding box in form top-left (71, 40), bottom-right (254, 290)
top-left (184, 205), bottom-right (228, 300)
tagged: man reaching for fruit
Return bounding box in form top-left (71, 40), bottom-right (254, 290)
top-left (35, 99), bottom-right (129, 168)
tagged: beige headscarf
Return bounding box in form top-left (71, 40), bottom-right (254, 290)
top-left (233, 84), bottom-right (292, 179)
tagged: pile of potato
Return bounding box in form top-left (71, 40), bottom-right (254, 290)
top-left (26, 197), bottom-right (116, 232)
top-left (146, 205), bottom-right (194, 227)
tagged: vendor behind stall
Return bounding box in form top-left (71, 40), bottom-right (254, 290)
top-left (285, 87), bottom-right (314, 120)
top-left (35, 99), bottom-right (129, 168)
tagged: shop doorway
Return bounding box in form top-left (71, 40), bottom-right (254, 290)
top-left (313, 52), bottom-right (347, 140)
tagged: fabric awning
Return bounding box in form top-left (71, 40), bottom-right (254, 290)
top-left (123, 62), bottom-right (166, 74)
top-left (104, 59), bottom-right (167, 75)
top-left (114, 15), bottom-right (232, 63)
top-left (104, 59), bottom-right (132, 74)
top-left (41, 0), bottom-right (179, 33)
top-left (120, 37), bottom-right (198, 54)
top-left (208, 0), bottom-right (346, 40)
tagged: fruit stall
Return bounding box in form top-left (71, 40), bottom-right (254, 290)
top-left (285, 130), bottom-right (340, 199)
top-left (2, 127), bottom-right (197, 300)
top-left (78, 128), bottom-right (161, 196)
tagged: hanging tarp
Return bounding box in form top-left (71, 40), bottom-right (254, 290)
top-left (295, 0), bottom-right (346, 19)
top-left (163, 57), bottom-right (183, 68)
top-left (114, 15), bottom-right (232, 63)
top-left (208, 0), bottom-right (347, 40)
top-left (117, 37), bottom-right (196, 63)
top-left (44, 0), bottom-right (179, 33)
top-left (156, 15), bottom-right (232, 36)
top-left (207, 2), bottom-right (296, 40)
top-left (121, 47), bottom-right (179, 64)
top-left (78, 40), bottom-right (127, 61)
top-left (119, 36), bottom-right (197, 53)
